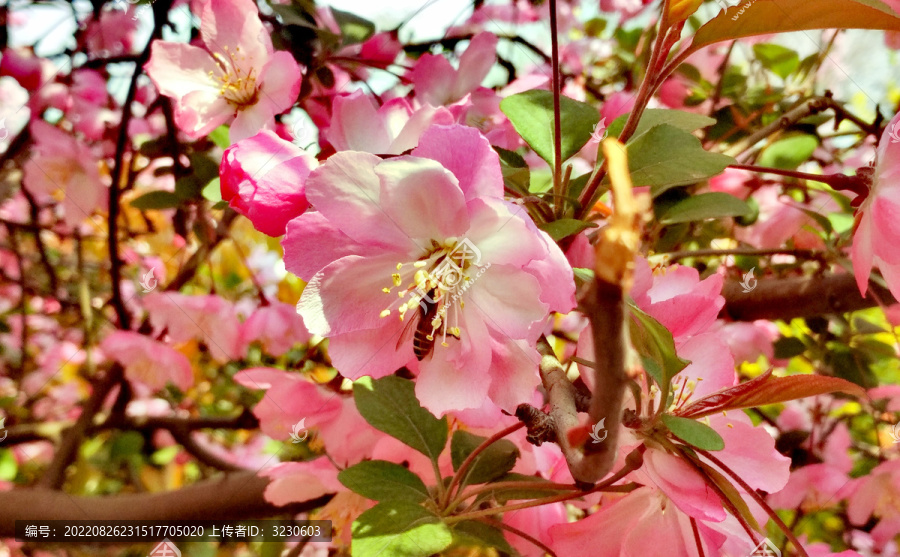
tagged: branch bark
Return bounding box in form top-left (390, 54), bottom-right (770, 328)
top-left (0, 471), bottom-right (332, 539)
top-left (721, 273), bottom-right (895, 322)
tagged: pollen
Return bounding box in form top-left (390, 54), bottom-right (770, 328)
top-left (392, 273), bottom-right (402, 286)
top-left (380, 309), bottom-right (390, 318)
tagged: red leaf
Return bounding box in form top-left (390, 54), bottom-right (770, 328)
top-left (677, 370), bottom-right (867, 419)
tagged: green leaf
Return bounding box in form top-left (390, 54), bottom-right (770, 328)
top-left (659, 193), bottom-right (753, 224)
top-left (604, 109), bottom-right (716, 144)
top-left (209, 125), bottom-right (231, 149)
top-left (202, 178), bottom-right (223, 204)
top-left (354, 377), bottom-right (448, 463)
top-left (757, 134), bottom-right (818, 170)
top-left (451, 521), bottom-right (518, 556)
top-left (661, 414), bottom-right (725, 451)
top-left (500, 90), bottom-right (600, 166)
top-left (352, 501), bottom-right (452, 557)
top-left (539, 218), bottom-right (599, 242)
top-left (495, 147), bottom-right (531, 195)
top-left (450, 431), bottom-right (519, 486)
top-left (627, 301), bottom-right (690, 389)
top-left (331, 8), bottom-right (376, 46)
top-left (752, 43), bottom-right (800, 79)
top-left (338, 460), bottom-right (430, 503)
top-left (611, 124), bottom-right (735, 197)
top-left (691, 0), bottom-right (900, 53)
top-left (773, 337), bottom-right (807, 359)
top-left (130, 190), bottom-right (182, 210)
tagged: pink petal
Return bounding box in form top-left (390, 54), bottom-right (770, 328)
top-left (144, 41), bottom-right (219, 100)
top-left (706, 414), bottom-right (791, 493)
top-left (304, 151), bottom-right (420, 252)
top-left (229, 102), bottom-right (275, 142)
top-left (463, 198), bottom-right (546, 266)
top-left (376, 157), bottom-right (470, 240)
top-left (198, 0), bottom-right (272, 67)
top-left (411, 53), bottom-right (456, 106)
top-left (487, 337), bottom-right (541, 413)
top-left (297, 253), bottom-right (411, 336)
top-left (282, 211), bottom-right (367, 281)
top-left (852, 211), bottom-right (874, 296)
top-left (468, 264), bottom-right (548, 339)
top-left (677, 333), bottom-right (736, 400)
top-left (175, 88), bottom-right (233, 139)
top-left (258, 50), bottom-right (303, 114)
top-left (643, 449), bottom-right (727, 522)
top-left (454, 32), bottom-right (498, 99)
top-left (262, 459), bottom-right (342, 506)
top-left (220, 130), bottom-right (314, 236)
top-left (412, 125), bottom-right (504, 199)
top-left (326, 321), bottom-right (414, 380)
top-left (326, 91), bottom-right (395, 153)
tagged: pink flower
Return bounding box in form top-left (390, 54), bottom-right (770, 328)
top-left (23, 120), bottom-right (107, 228)
top-left (144, 0), bottom-right (303, 142)
top-left (234, 367), bottom-right (379, 466)
top-left (325, 90), bottom-right (454, 154)
top-left (101, 331), bottom-right (193, 391)
top-left (853, 112), bottom-right (900, 299)
top-left (143, 293), bottom-right (244, 362)
top-left (411, 32), bottom-right (498, 107)
top-left (220, 130), bottom-right (316, 236)
top-left (240, 302), bottom-right (312, 356)
top-left (282, 125), bottom-right (575, 415)
top-left (847, 460), bottom-right (900, 549)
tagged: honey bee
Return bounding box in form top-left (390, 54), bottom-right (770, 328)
top-left (398, 288), bottom-right (440, 361)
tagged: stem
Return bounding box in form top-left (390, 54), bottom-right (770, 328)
top-left (697, 449), bottom-right (809, 557)
top-left (728, 163), bottom-right (867, 194)
top-left (443, 421), bottom-right (525, 509)
top-left (445, 446), bottom-right (644, 525)
top-left (445, 480), bottom-right (580, 514)
top-left (663, 247), bottom-right (823, 262)
top-left (548, 0), bottom-right (563, 217)
top-left (690, 516), bottom-right (706, 557)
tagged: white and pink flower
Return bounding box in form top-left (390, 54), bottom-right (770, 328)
top-left (282, 124), bottom-right (575, 415)
top-left (144, 0), bottom-right (303, 142)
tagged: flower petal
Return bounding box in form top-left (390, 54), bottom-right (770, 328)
top-left (412, 125), bottom-right (504, 199)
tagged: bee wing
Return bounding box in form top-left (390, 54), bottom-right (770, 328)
top-left (396, 310), bottom-right (421, 351)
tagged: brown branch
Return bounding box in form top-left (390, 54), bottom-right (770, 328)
top-left (721, 273), bottom-right (895, 322)
top-left (3, 411), bottom-right (258, 445)
top-left (0, 471), bottom-right (333, 538)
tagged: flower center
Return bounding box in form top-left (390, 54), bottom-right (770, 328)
top-left (210, 46), bottom-right (259, 108)
top-left (379, 238), bottom-right (483, 349)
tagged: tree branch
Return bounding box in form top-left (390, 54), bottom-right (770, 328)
top-left (721, 273), bottom-right (895, 321)
top-left (0, 472), bottom-right (333, 538)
